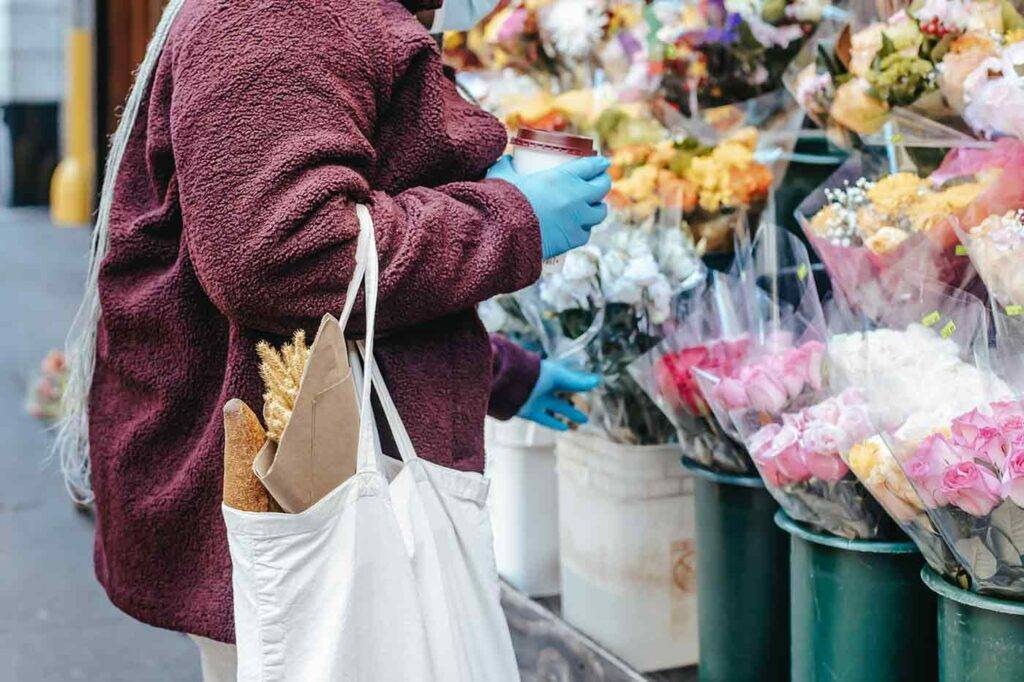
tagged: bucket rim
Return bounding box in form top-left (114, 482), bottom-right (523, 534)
top-left (920, 566), bottom-right (1024, 616)
top-left (774, 510), bottom-right (918, 554)
top-left (681, 457), bottom-right (764, 489)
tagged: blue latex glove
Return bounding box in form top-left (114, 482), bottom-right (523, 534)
top-left (487, 155), bottom-right (612, 261)
top-left (518, 360), bottom-right (601, 432)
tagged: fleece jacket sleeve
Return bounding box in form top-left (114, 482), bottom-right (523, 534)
top-left (168, 1), bottom-right (541, 337)
top-left (487, 334), bottom-right (541, 420)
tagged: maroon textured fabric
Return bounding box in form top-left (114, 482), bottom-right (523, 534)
top-left (90, 0), bottom-right (541, 643)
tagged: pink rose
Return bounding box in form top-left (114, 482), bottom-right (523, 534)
top-left (779, 349), bottom-right (809, 399)
top-left (950, 409), bottom-right (1008, 468)
top-left (802, 421), bottom-right (846, 455)
top-left (950, 409), bottom-right (998, 446)
top-left (836, 404), bottom-right (873, 444)
top-left (740, 365), bottom-right (789, 415)
top-left (803, 341), bottom-right (826, 392)
top-left (782, 410), bottom-right (809, 432)
top-left (991, 400), bottom-right (1024, 424)
top-left (804, 450), bottom-right (849, 482)
top-left (752, 424), bottom-right (811, 485)
top-left (940, 461), bottom-right (1003, 517)
top-left (712, 377), bottom-right (749, 410)
top-left (1003, 449), bottom-right (1024, 508)
top-left (775, 442), bottom-right (812, 484)
top-left (806, 398), bottom-right (840, 425)
top-left (748, 423), bottom-right (781, 461)
top-left (907, 434), bottom-right (959, 507)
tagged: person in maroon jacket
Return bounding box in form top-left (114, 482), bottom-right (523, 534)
top-left (55, 0), bottom-right (610, 677)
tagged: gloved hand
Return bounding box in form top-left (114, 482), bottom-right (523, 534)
top-left (518, 360), bottom-right (601, 432)
top-left (487, 155), bottom-right (612, 261)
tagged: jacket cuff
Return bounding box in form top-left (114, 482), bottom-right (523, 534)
top-left (488, 334), bottom-right (541, 420)
top-left (481, 178), bottom-right (542, 292)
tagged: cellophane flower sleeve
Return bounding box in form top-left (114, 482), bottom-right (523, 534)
top-left (856, 280), bottom-right (1024, 595)
top-left (793, 144), bottom-right (1020, 317)
top-left (694, 223), bottom-right (892, 538)
top-left (628, 270), bottom-right (761, 473)
top-left (517, 219), bottom-right (706, 445)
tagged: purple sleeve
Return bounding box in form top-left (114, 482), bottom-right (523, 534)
top-left (170, 4), bottom-right (541, 336)
top-left (488, 334), bottom-right (541, 420)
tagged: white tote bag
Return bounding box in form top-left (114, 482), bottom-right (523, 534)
top-left (224, 205), bottom-right (518, 681)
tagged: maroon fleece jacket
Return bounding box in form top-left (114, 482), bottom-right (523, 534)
top-left (90, 0), bottom-right (542, 643)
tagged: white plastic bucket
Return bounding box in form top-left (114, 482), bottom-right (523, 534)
top-left (556, 430), bottom-right (699, 672)
top-left (485, 417), bottom-right (561, 597)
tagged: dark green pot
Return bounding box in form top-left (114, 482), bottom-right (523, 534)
top-left (922, 566), bottom-right (1024, 682)
top-left (776, 511), bottom-right (936, 682)
top-left (684, 458), bottom-right (789, 682)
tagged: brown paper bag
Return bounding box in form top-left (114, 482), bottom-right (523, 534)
top-left (253, 314), bottom-right (360, 513)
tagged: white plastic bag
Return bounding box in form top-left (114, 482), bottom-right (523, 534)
top-left (224, 205), bottom-right (518, 681)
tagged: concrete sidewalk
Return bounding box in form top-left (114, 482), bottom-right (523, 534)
top-left (0, 209), bottom-right (199, 681)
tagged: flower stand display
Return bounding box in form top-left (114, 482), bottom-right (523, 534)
top-left (485, 416), bottom-right (561, 597)
top-left (921, 567), bottom-right (1024, 682)
top-left (683, 458), bottom-right (789, 682)
top-left (556, 430), bottom-right (698, 673)
top-left (776, 511), bottom-right (937, 681)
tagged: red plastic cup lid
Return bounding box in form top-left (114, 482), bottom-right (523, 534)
top-left (511, 128), bottom-right (597, 157)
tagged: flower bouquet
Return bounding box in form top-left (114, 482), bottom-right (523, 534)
top-left (648, 0), bottom-right (822, 135)
top-left (519, 218), bottom-right (706, 444)
top-left (847, 279), bottom-right (1024, 591)
top-left (789, 0), bottom-right (1024, 145)
top-left (628, 270), bottom-right (763, 473)
top-left (607, 127), bottom-right (775, 251)
top-left (689, 223), bottom-right (896, 538)
top-left (27, 350), bottom-right (68, 423)
top-left (795, 139), bottom-right (1024, 316)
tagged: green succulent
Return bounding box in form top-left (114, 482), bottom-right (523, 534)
top-left (867, 53), bottom-right (935, 106)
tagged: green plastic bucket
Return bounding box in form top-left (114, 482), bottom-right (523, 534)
top-left (683, 458), bottom-right (789, 682)
top-left (776, 511), bottom-right (936, 682)
top-left (922, 566), bottom-right (1024, 682)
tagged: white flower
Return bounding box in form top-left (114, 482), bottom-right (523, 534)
top-left (622, 254), bottom-right (661, 287)
top-left (542, 0), bottom-right (608, 61)
top-left (606, 277), bottom-right (644, 305)
top-left (562, 245), bottom-right (601, 282)
top-left (540, 272), bottom-right (590, 312)
top-left (478, 299), bottom-right (508, 333)
top-left (725, 0), bottom-right (761, 19)
top-left (646, 275), bottom-right (673, 324)
top-left (599, 248), bottom-right (629, 283)
top-left (962, 43), bottom-right (1024, 140)
top-left (786, 0), bottom-right (824, 23)
top-left (914, 0), bottom-right (972, 32)
top-left (746, 15), bottom-right (805, 48)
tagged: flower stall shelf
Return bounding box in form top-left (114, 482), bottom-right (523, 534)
top-left (485, 416), bottom-right (562, 597)
top-left (556, 429), bottom-right (698, 672)
top-left (776, 511), bottom-right (937, 682)
top-left (681, 458), bottom-right (789, 682)
top-left (921, 566), bottom-right (1024, 682)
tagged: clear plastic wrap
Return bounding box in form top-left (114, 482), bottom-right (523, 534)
top-left (791, 142), bottom-right (1024, 316)
top-left (693, 222), bottom-right (894, 538)
top-left (784, 0), bottom-right (1024, 147)
top-left (628, 271), bottom-right (760, 473)
top-left (517, 219), bottom-right (707, 445)
top-left (855, 280), bottom-right (1024, 595)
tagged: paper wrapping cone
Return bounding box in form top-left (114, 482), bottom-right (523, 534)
top-left (253, 315), bottom-right (360, 513)
top-left (222, 399), bottom-right (280, 513)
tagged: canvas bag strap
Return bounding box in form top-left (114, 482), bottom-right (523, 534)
top-left (337, 204), bottom-right (383, 474)
top-left (355, 341), bottom-right (419, 465)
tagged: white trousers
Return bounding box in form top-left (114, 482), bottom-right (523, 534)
top-left (190, 635), bottom-right (238, 682)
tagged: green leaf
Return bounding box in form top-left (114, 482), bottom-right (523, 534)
top-left (987, 526), bottom-right (1024, 567)
top-left (955, 536), bottom-right (1000, 580)
top-left (878, 32), bottom-right (897, 61)
top-left (990, 500), bottom-right (1024, 557)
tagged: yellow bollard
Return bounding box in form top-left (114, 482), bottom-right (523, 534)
top-left (50, 27), bottom-right (95, 227)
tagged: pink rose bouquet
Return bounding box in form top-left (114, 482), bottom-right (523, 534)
top-left (741, 388), bottom-right (891, 538)
top-left (901, 400), bottom-right (1024, 596)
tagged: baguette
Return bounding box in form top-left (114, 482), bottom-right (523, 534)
top-left (223, 398), bottom-right (282, 512)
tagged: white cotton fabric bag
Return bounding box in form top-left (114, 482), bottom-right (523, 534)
top-left (224, 204), bottom-right (518, 682)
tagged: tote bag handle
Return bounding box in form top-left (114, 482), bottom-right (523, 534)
top-left (336, 204), bottom-right (383, 475)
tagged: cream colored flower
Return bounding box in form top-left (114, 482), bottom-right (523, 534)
top-left (864, 227), bottom-right (910, 254)
top-left (847, 437), bottom-right (925, 521)
top-left (830, 78), bottom-right (890, 135)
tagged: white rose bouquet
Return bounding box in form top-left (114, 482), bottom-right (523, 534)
top-left (521, 218), bottom-right (705, 444)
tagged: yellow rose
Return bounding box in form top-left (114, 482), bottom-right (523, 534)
top-left (830, 79), bottom-right (890, 135)
top-left (866, 172), bottom-right (927, 215)
top-left (864, 227), bottom-right (909, 254)
top-left (847, 437), bottom-right (925, 522)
